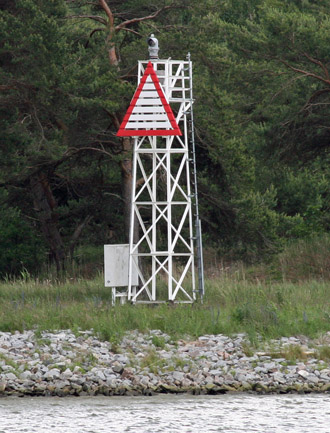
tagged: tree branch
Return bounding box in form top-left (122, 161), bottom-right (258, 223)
top-left (65, 14), bottom-right (107, 25)
top-left (119, 63), bottom-right (138, 79)
top-left (280, 59), bottom-right (330, 86)
top-left (98, 0), bottom-right (117, 65)
top-left (70, 215), bottom-right (93, 258)
top-left (67, 146), bottom-right (113, 158)
top-left (102, 108), bottom-right (121, 129)
top-left (303, 52), bottom-right (330, 82)
top-left (301, 88), bottom-right (330, 113)
top-left (118, 27), bottom-right (141, 36)
top-left (99, 0), bottom-right (114, 27)
top-left (0, 84), bottom-right (16, 91)
top-left (115, 4), bottom-right (176, 31)
top-left (269, 75), bottom-right (305, 104)
top-left (85, 28), bottom-right (105, 48)
top-left (136, 177), bottom-right (145, 187)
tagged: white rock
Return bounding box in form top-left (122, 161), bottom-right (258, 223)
top-left (264, 362), bottom-right (276, 371)
top-left (112, 361), bottom-right (124, 374)
top-left (307, 374), bottom-right (319, 384)
top-left (172, 371), bottom-right (184, 382)
top-left (54, 380), bottom-right (70, 389)
top-left (298, 370), bottom-right (309, 379)
top-left (273, 372), bottom-right (286, 384)
top-left (62, 368), bottom-right (73, 379)
top-left (204, 376), bottom-right (214, 385)
top-left (20, 371), bottom-right (32, 380)
top-left (209, 369), bottom-right (223, 376)
top-left (43, 368), bottom-right (61, 380)
top-left (1, 365), bottom-right (12, 371)
top-left (95, 370), bottom-right (106, 381)
top-left (5, 372), bottom-right (17, 380)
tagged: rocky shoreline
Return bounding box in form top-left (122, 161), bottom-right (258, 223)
top-left (0, 329), bottom-right (329, 397)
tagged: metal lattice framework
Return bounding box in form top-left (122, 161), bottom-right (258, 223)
top-left (127, 58), bottom-right (197, 303)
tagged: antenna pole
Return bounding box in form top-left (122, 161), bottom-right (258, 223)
top-left (187, 52), bottom-right (205, 301)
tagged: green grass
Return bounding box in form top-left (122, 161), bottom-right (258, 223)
top-left (210, 234), bottom-right (330, 284)
top-left (277, 234), bottom-right (330, 282)
top-left (0, 236), bottom-right (329, 342)
top-left (139, 349), bottom-right (167, 374)
top-left (317, 345), bottom-right (330, 361)
top-left (151, 335), bottom-right (167, 349)
top-left (0, 273), bottom-right (329, 343)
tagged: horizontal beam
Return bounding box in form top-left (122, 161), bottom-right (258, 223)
top-left (139, 60), bottom-right (189, 65)
top-left (134, 300), bottom-right (194, 304)
top-left (136, 149), bottom-right (188, 153)
top-left (134, 201), bottom-right (189, 205)
top-left (130, 252), bottom-right (193, 256)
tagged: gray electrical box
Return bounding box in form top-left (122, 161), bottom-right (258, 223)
top-left (104, 244), bottom-right (138, 287)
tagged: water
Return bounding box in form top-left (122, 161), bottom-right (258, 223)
top-left (0, 394), bottom-right (329, 433)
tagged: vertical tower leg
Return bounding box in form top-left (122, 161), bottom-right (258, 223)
top-left (151, 136), bottom-right (157, 301)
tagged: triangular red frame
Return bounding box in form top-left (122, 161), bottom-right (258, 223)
top-left (117, 61), bottom-right (182, 137)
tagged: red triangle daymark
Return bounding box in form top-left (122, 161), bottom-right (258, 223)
top-left (117, 61), bottom-right (182, 137)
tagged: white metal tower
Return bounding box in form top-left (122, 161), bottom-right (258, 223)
top-left (117, 43), bottom-right (204, 303)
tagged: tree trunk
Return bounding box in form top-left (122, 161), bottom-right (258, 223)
top-left (30, 172), bottom-right (66, 272)
top-left (98, 0), bottom-right (140, 244)
top-left (69, 215), bottom-right (93, 259)
top-left (121, 137), bottom-right (139, 243)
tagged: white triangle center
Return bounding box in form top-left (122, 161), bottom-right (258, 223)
top-left (126, 76), bottom-right (172, 129)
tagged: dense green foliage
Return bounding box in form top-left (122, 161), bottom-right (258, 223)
top-left (0, 0), bottom-right (329, 276)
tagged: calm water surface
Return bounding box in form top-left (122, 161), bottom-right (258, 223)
top-left (0, 394), bottom-right (329, 433)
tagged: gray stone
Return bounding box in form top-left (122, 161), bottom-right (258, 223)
top-left (298, 370), bottom-right (309, 379)
top-left (43, 368), bottom-right (61, 380)
top-left (27, 360), bottom-right (40, 367)
top-left (172, 371), bottom-right (184, 382)
top-left (224, 373), bottom-right (234, 382)
top-left (307, 374), bottom-right (319, 384)
top-left (112, 361), bottom-right (124, 374)
top-left (0, 329), bottom-right (329, 397)
top-left (214, 360), bottom-right (227, 368)
top-left (209, 369), bottom-right (222, 376)
top-left (264, 362), bottom-right (277, 371)
top-left (139, 376), bottom-right (150, 386)
top-left (22, 379), bottom-right (36, 388)
top-left (198, 336), bottom-right (210, 342)
top-left (106, 378), bottom-right (119, 388)
top-left (245, 373), bottom-right (257, 382)
top-left (95, 370), bottom-right (106, 381)
top-left (181, 378), bottom-right (192, 388)
top-left (204, 376), bottom-right (214, 385)
top-left (62, 368), bottom-right (73, 379)
top-left (5, 372), bottom-right (17, 380)
top-left (1, 365), bottom-right (12, 372)
top-left (254, 367), bottom-right (267, 374)
top-left (20, 371), bottom-right (33, 380)
top-left (54, 380), bottom-right (70, 389)
top-left (320, 374), bottom-right (330, 381)
top-left (236, 373), bottom-right (247, 382)
top-left (273, 372), bottom-right (286, 384)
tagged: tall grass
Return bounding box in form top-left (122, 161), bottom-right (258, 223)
top-left (0, 275), bottom-right (328, 343)
top-left (277, 234), bottom-right (330, 281)
top-left (0, 235), bottom-right (329, 342)
top-left (207, 234), bottom-right (330, 284)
